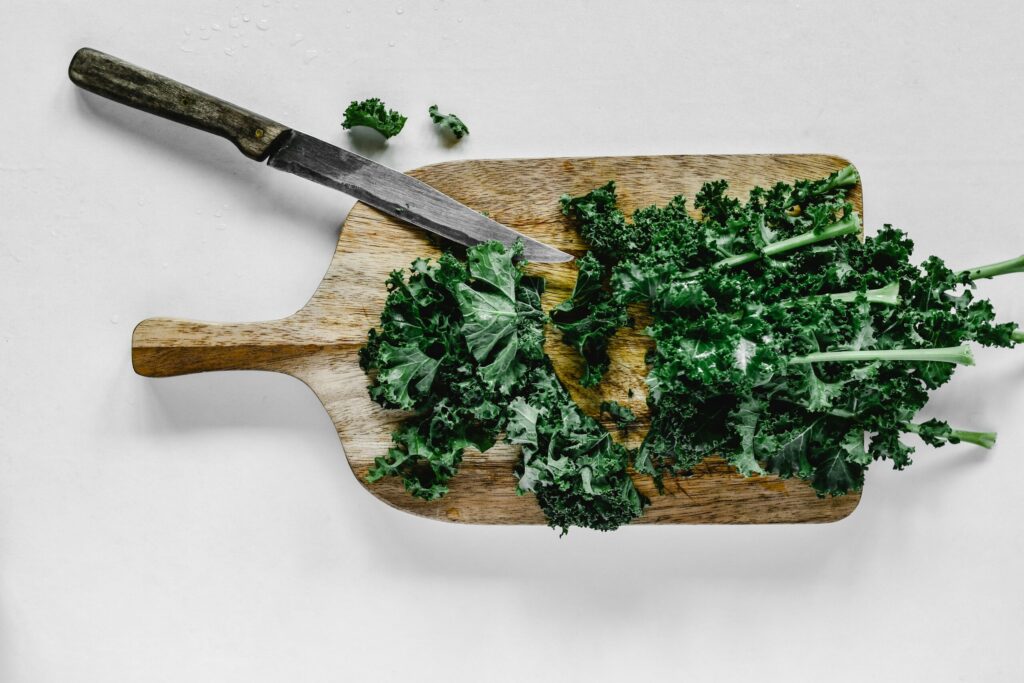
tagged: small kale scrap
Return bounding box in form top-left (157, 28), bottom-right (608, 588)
top-left (600, 400), bottom-right (637, 432)
top-left (558, 166), bottom-right (1021, 498)
top-left (428, 105), bottom-right (469, 140)
top-left (342, 98), bottom-right (407, 139)
top-left (361, 240), bottom-right (644, 532)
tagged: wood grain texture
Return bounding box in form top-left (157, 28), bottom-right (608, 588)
top-left (133, 154), bottom-right (863, 525)
top-left (69, 48), bottom-right (288, 160)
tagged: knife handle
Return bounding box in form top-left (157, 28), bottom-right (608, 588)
top-left (68, 47), bottom-right (288, 161)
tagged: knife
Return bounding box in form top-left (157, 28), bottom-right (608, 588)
top-left (67, 48), bottom-right (572, 263)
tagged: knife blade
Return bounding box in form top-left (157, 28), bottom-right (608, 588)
top-left (266, 130), bottom-right (568, 262)
top-left (67, 48), bottom-right (572, 263)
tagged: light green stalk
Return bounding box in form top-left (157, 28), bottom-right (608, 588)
top-left (789, 344), bottom-right (974, 366)
top-left (947, 429), bottom-right (998, 448)
top-left (906, 423), bottom-right (997, 449)
top-left (828, 282), bottom-right (900, 307)
top-left (684, 212), bottom-right (862, 278)
top-left (963, 255), bottom-right (1024, 280)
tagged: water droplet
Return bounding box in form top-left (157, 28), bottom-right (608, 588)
top-left (110, 314), bottom-right (120, 324)
top-left (345, 23), bottom-right (350, 29)
top-left (224, 47), bottom-right (235, 56)
top-left (214, 209), bottom-right (223, 218)
top-left (243, 13), bottom-right (250, 21)
top-left (242, 40), bottom-right (249, 47)
top-left (184, 26), bottom-right (192, 35)
top-left (196, 209), bottom-right (203, 215)
top-left (388, 40), bottom-right (395, 47)
top-left (457, 17), bottom-right (463, 22)
top-left (303, 49), bottom-right (318, 63)
top-left (345, 7), bottom-right (351, 13)
top-left (442, 33), bottom-right (448, 40)
top-left (137, 197), bottom-right (145, 206)
top-left (256, 18), bottom-right (270, 30)
top-left (180, 44), bottom-right (195, 53)
top-left (290, 32), bottom-right (304, 45)
top-left (162, 262), bottom-right (169, 269)
top-left (229, 15), bottom-right (240, 27)
top-left (211, 23), bottom-right (221, 31)
top-left (396, 7), bottom-right (404, 14)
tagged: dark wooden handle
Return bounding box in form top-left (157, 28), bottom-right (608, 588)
top-left (68, 47), bottom-right (289, 160)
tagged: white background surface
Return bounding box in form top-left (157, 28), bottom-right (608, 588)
top-left (2, 0), bottom-right (1024, 680)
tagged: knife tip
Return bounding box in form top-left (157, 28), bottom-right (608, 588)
top-left (518, 239), bottom-right (574, 263)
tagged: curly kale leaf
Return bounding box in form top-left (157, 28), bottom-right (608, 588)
top-left (550, 253), bottom-right (628, 387)
top-left (363, 241), bottom-right (646, 532)
top-left (366, 422), bottom-right (469, 500)
top-left (560, 181), bottom-right (651, 265)
top-left (342, 98), bottom-right (407, 139)
top-left (511, 368), bottom-right (646, 535)
top-left (428, 104), bottom-right (469, 140)
top-left (362, 243), bottom-right (540, 500)
top-left (368, 342), bottom-right (441, 411)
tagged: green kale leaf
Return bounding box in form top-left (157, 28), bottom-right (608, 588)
top-left (428, 104), bottom-right (469, 140)
top-left (362, 240), bottom-right (646, 532)
top-left (550, 253), bottom-right (628, 387)
top-left (342, 98), bottom-right (407, 139)
top-left (600, 400), bottom-right (637, 432)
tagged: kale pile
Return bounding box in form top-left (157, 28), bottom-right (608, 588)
top-left (359, 242), bottom-right (644, 533)
top-left (556, 166), bottom-right (1020, 496)
top-left (362, 165), bottom-right (1023, 533)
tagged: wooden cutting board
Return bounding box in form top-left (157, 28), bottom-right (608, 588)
top-left (132, 154), bottom-right (863, 526)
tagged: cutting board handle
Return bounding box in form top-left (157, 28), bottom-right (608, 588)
top-left (68, 47), bottom-right (289, 161)
top-left (132, 317), bottom-right (325, 377)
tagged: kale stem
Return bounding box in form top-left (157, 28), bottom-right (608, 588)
top-left (764, 212), bottom-right (862, 257)
top-left (1013, 329), bottom-right (1024, 343)
top-left (949, 429), bottom-right (998, 448)
top-left (828, 282), bottom-right (900, 306)
top-left (825, 164), bottom-right (861, 191)
top-left (963, 254), bottom-right (1024, 280)
top-left (906, 423), bottom-right (997, 449)
top-left (757, 282), bottom-right (899, 317)
top-left (684, 212), bottom-right (862, 278)
top-left (789, 344), bottom-right (975, 366)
